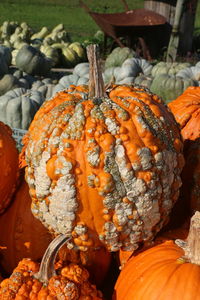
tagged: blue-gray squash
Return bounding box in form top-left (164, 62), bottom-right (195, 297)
top-left (134, 74), bottom-right (153, 89)
top-left (15, 45), bottom-right (52, 76)
top-left (0, 53), bottom-right (9, 77)
top-left (151, 62), bottom-right (191, 77)
top-left (0, 45), bottom-right (12, 66)
top-left (104, 47), bottom-right (138, 69)
top-left (0, 74), bottom-right (22, 95)
top-left (150, 74), bottom-right (198, 103)
top-left (0, 87), bottom-right (45, 129)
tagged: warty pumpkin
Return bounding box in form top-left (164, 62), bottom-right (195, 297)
top-left (21, 45), bottom-right (184, 253)
top-left (118, 203), bottom-right (190, 269)
top-left (0, 235), bottom-right (103, 299)
top-left (168, 86), bottom-right (200, 214)
top-left (0, 121), bottom-right (19, 214)
top-left (58, 244), bottom-right (111, 287)
top-left (113, 211), bottom-right (200, 300)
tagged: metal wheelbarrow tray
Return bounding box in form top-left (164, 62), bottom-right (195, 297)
top-left (80, 1), bottom-right (168, 59)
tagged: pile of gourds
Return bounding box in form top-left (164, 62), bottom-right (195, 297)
top-left (0, 21), bottom-right (87, 69)
top-left (0, 44), bottom-right (200, 299)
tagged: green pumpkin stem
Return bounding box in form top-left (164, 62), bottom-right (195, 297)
top-left (86, 44), bottom-right (105, 99)
top-left (34, 235), bottom-right (68, 285)
top-left (176, 211), bottom-right (200, 265)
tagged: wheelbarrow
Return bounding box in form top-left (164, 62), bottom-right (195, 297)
top-left (80, 1), bottom-right (168, 60)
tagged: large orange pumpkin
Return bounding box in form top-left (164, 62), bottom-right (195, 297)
top-left (168, 86), bottom-right (200, 214)
top-left (113, 211), bottom-right (200, 300)
top-left (21, 45), bottom-right (184, 253)
top-left (0, 121), bottom-right (19, 214)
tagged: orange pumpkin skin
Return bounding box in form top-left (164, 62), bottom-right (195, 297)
top-left (113, 240), bottom-right (200, 300)
top-left (22, 84), bottom-right (184, 252)
top-left (168, 86), bottom-right (200, 141)
top-left (0, 174), bottom-right (52, 275)
top-left (0, 121), bottom-right (19, 214)
top-left (168, 87), bottom-right (200, 213)
top-left (58, 245), bottom-right (111, 287)
top-left (0, 259), bottom-right (103, 299)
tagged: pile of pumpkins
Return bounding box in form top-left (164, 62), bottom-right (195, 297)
top-left (0, 42), bottom-right (200, 298)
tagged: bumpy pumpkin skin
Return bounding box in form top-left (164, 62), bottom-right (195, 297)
top-left (0, 121), bottom-right (19, 214)
top-left (0, 175), bottom-right (52, 275)
top-left (22, 84), bottom-right (184, 252)
top-left (113, 240), bottom-right (200, 300)
top-left (0, 259), bottom-right (103, 299)
top-left (168, 87), bottom-right (200, 213)
top-left (58, 245), bottom-right (111, 286)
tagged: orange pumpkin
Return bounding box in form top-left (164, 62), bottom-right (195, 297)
top-left (0, 173), bottom-right (52, 275)
top-left (58, 244), bottom-right (111, 287)
top-left (0, 121), bottom-right (19, 214)
top-left (168, 86), bottom-right (200, 141)
top-left (113, 211), bottom-right (200, 300)
top-left (0, 235), bottom-right (103, 299)
top-left (168, 86), bottom-right (200, 214)
top-left (21, 45), bottom-right (184, 253)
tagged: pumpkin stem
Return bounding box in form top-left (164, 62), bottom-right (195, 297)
top-left (175, 211), bottom-right (200, 265)
top-left (34, 235), bottom-right (69, 285)
top-left (86, 44), bottom-right (105, 99)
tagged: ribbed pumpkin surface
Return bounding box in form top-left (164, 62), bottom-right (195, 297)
top-left (168, 86), bottom-right (200, 141)
top-left (22, 84), bottom-right (184, 252)
top-left (0, 177), bottom-right (52, 274)
top-left (113, 240), bottom-right (200, 300)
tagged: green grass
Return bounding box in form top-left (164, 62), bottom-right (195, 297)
top-left (0, 0), bottom-right (144, 40)
top-left (0, 0), bottom-right (199, 41)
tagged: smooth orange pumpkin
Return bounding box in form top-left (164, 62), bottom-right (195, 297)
top-left (113, 211), bottom-right (200, 300)
top-left (0, 121), bottom-right (19, 214)
top-left (0, 172), bottom-right (52, 275)
top-left (21, 46), bottom-right (184, 254)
